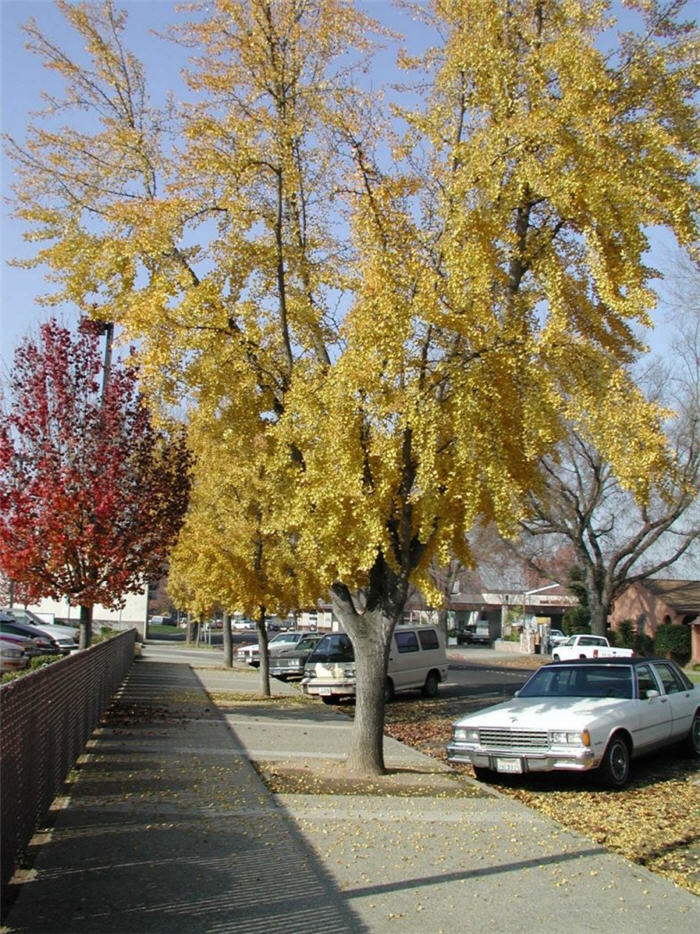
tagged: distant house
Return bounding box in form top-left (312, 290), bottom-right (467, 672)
top-left (609, 579), bottom-right (700, 665)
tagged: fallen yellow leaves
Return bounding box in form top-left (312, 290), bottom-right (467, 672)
top-left (384, 696), bottom-right (700, 896)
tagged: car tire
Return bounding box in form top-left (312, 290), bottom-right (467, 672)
top-left (598, 733), bottom-right (631, 788)
top-left (422, 671), bottom-right (439, 698)
top-left (383, 678), bottom-right (394, 703)
top-left (552, 653), bottom-right (560, 662)
top-left (685, 711), bottom-right (700, 756)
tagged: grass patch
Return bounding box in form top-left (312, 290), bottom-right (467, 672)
top-left (252, 759), bottom-right (489, 798)
top-left (208, 691), bottom-right (315, 707)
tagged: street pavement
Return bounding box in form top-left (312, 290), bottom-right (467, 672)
top-left (1, 642), bottom-right (698, 933)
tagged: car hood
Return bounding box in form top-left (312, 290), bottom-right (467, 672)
top-left (36, 624), bottom-right (79, 640)
top-left (453, 695), bottom-right (632, 730)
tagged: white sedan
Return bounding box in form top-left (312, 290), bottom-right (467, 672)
top-left (447, 657), bottom-right (699, 788)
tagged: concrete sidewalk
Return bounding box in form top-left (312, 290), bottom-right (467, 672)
top-left (2, 644), bottom-right (697, 933)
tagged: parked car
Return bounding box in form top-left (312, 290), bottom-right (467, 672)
top-left (236, 630), bottom-right (313, 666)
top-left (2, 608), bottom-right (79, 654)
top-left (0, 613), bottom-right (62, 655)
top-left (0, 635), bottom-right (31, 673)
top-left (0, 628), bottom-right (45, 659)
top-left (447, 657), bottom-right (699, 788)
top-left (457, 620), bottom-right (491, 645)
top-left (269, 633), bottom-right (324, 680)
top-left (302, 625), bottom-right (448, 704)
top-left (552, 633), bottom-right (634, 661)
top-left (548, 629), bottom-right (567, 648)
top-left (232, 618), bottom-right (255, 631)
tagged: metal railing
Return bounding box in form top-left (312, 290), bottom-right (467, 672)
top-left (0, 629), bottom-right (136, 891)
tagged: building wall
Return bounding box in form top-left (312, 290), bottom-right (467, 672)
top-left (609, 581), bottom-right (700, 666)
top-left (608, 583), bottom-right (680, 635)
top-left (22, 591), bottom-right (148, 638)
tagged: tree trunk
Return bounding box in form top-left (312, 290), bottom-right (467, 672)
top-left (256, 606), bottom-right (271, 696)
top-left (331, 556), bottom-right (408, 777)
top-left (585, 566), bottom-right (612, 637)
top-left (78, 604), bottom-right (93, 649)
top-left (222, 608), bottom-right (233, 668)
top-left (333, 602), bottom-right (395, 776)
top-left (588, 594), bottom-right (610, 637)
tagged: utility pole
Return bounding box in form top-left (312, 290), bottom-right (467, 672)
top-left (99, 321), bottom-right (114, 403)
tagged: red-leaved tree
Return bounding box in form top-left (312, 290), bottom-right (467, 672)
top-left (0, 319), bottom-right (192, 647)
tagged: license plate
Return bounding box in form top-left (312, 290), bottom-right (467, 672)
top-left (496, 758), bottom-right (523, 774)
top-left (318, 687), bottom-right (331, 696)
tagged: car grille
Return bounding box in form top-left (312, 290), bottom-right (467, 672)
top-left (479, 729), bottom-right (549, 750)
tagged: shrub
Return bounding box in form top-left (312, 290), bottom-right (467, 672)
top-left (615, 620), bottom-right (635, 648)
top-left (633, 633), bottom-right (655, 656)
top-left (612, 620), bottom-right (654, 657)
top-left (563, 605), bottom-right (590, 634)
top-left (654, 623), bottom-right (691, 666)
top-left (0, 653), bottom-right (61, 684)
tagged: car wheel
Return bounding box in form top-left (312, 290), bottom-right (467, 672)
top-left (321, 695), bottom-right (338, 705)
top-left (383, 678), bottom-right (394, 703)
top-left (552, 653), bottom-right (560, 662)
top-left (685, 711), bottom-right (700, 756)
top-left (598, 733), bottom-right (631, 788)
top-left (422, 671), bottom-right (439, 698)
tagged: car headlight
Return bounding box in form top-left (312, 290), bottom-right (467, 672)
top-left (550, 730), bottom-right (590, 746)
top-left (453, 727), bottom-right (479, 743)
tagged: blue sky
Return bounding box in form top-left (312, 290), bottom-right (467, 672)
top-left (0, 0), bottom-right (690, 375)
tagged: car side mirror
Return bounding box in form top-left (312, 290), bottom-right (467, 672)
top-left (645, 689), bottom-right (660, 700)
top-left (514, 690), bottom-right (520, 697)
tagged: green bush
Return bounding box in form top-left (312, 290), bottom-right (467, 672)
top-left (612, 620), bottom-right (654, 657)
top-left (654, 623), bottom-right (691, 666)
top-left (563, 605), bottom-right (590, 635)
top-left (634, 633), bottom-right (655, 656)
top-left (615, 620), bottom-right (635, 648)
top-left (1, 653), bottom-right (61, 684)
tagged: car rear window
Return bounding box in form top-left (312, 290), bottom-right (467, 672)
top-left (307, 633), bottom-right (354, 663)
top-left (418, 629), bottom-right (439, 651)
top-left (653, 661), bottom-right (689, 694)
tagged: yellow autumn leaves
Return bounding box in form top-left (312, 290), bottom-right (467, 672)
top-left (7, 0), bottom-right (698, 616)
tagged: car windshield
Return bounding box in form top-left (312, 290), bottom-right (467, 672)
top-left (270, 633), bottom-right (300, 644)
top-left (307, 633), bottom-right (353, 663)
top-left (519, 665), bottom-right (634, 700)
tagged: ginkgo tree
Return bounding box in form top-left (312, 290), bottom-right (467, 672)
top-left (5, 0), bottom-right (698, 775)
top-left (168, 420), bottom-right (303, 692)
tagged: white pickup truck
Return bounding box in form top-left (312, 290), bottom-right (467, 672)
top-left (551, 634), bottom-right (634, 661)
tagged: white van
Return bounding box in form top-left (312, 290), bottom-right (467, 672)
top-left (301, 625), bottom-right (448, 704)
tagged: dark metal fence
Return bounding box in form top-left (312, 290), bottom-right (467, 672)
top-left (0, 630), bottom-right (136, 890)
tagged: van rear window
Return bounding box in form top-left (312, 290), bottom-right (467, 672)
top-left (418, 629), bottom-right (439, 651)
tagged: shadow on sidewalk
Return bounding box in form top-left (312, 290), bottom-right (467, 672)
top-left (2, 659), bottom-right (368, 934)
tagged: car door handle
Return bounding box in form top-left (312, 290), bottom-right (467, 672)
top-left (660, 697), bottom-right (668, 703)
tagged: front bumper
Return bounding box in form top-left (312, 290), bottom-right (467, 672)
top-left (446, 742), bottom-right (598, 774)
top-left (270, 662), bottom-right (305, 678)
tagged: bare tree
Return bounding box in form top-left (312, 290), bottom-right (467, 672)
top-left (519, 255), bottom-right (700, 635)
